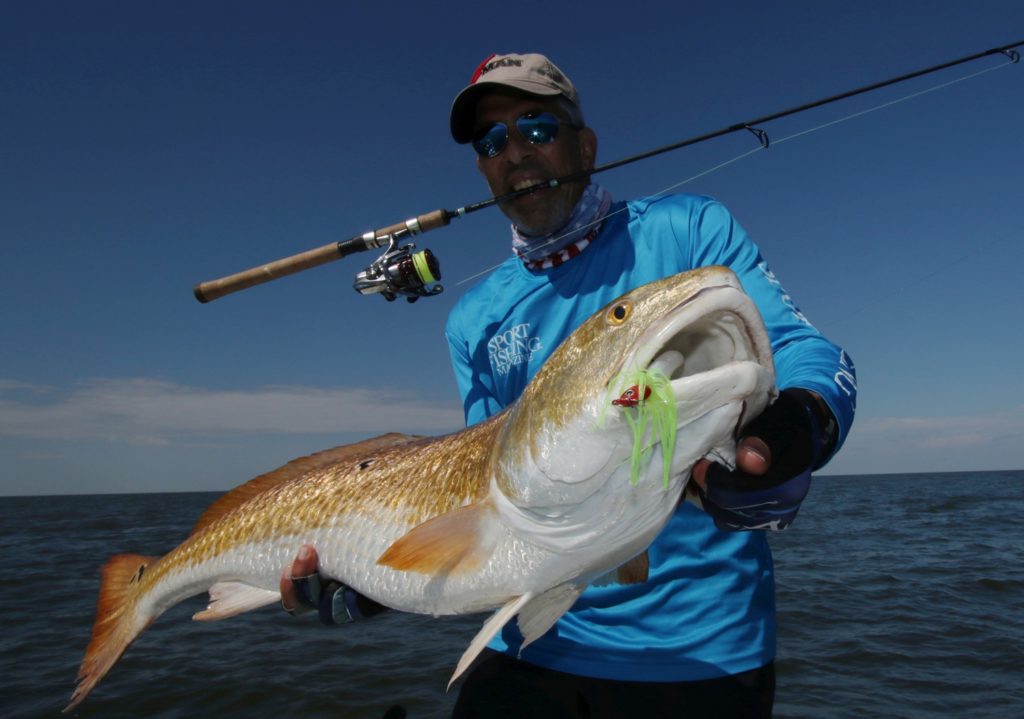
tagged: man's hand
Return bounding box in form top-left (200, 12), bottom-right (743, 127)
top-left (279, 544), bottom-right (319, 614)
top-left (690, 388), bottom-right (836, 531)
top-left (279, 544), bottom-right (388, 624)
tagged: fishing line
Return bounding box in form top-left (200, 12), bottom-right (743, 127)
top-left (191, 39), bottom-right (1022, 304)
top-left (817, 223), bottom-right (1023, 332)
top-left (455, 146), bottom-right (762, 286)
top-left (769, 57), bottom-right (1017, 147)
top-left (456, 56), bottom-right (1020, 287)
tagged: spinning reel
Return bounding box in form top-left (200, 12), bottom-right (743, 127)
top-left (353, 235), bottom-right (442, 303)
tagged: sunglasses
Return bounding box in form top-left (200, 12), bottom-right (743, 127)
top-left (472, 112), bottom-right (574, 158)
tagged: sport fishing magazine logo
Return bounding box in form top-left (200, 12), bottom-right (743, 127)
top-left (488, 323), bottom-right (543, 376)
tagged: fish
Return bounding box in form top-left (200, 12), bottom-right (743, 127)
top-left (65, 265), bottom-right (777, 712)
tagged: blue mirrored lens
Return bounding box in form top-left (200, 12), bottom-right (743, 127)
top-left (472, 113), bottom-right (562, 158)
top-left (516, 113), bottom-right (560, 145)
top-left (472, 123), bottom-right (509, 158)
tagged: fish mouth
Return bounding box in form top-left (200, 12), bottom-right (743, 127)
top-left (613, 283), bottom-right (775, 421)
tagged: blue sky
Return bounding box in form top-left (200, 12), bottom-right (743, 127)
top-left (2, 1), bottom-right (1022, 495)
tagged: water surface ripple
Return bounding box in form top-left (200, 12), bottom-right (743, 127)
top-left (2, 471), bottom-right (1021, 718)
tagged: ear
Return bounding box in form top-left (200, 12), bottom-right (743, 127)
top-left (578, 127), bottom-right (597, 171)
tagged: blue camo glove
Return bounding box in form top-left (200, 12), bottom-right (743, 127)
top-left (290, 572), bottom-right (388, 625)
top-left (696, 388), bottom-right (835, 531)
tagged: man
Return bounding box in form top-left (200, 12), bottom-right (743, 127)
top-left (283, 53), bottom-right (856, 718)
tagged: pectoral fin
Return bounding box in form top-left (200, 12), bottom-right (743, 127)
top-left (193, 582), bottom-right (281, 621)
top-left (377, 499), bottom-right (498, 577)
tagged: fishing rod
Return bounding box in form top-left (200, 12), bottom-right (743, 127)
top-left (192, 39), bottom-right (1022, 305)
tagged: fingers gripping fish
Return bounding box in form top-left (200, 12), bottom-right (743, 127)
top-left (66, 266), bottom-right (776, 712)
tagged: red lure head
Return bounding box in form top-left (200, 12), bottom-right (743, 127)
top-left (611, 384), bottom-right (652, 408)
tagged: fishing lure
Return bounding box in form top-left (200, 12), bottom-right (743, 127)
top-left (612, 384), bottom-right (652, 408)
top-left (600, 368), bottom-right (677, 489)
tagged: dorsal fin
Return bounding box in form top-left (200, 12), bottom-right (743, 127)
top-left (189, 432), bottom-right (421, 536)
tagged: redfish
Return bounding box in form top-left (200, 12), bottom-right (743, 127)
top-left (67, 265), bottom-right (776, 711)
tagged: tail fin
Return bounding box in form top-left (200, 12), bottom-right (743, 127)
top-left (64, 553), bottom-right (159, 713)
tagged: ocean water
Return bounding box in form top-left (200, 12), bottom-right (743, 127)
top-left (1, 471), bottom-right (1021, 718)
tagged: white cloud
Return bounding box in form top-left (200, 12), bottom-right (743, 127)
top-left (854, 408), bottom-right (1024, 446)
top-left (5, 379), bottom-right (1020, 480)
top-left (824, 405), bottom-right (1024, 475)
top-left (0, 377), bottom-right (465, 444)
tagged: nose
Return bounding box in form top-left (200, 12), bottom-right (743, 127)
top-left (500, 126), bottom-right (535, 163)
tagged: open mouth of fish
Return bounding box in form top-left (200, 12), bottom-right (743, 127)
top-left (613, 282), bottom-right (774, 421)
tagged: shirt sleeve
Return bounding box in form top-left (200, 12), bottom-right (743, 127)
top-left (688, 199), bottom-right (857, 466)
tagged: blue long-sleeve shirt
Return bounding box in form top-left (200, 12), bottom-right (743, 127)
top-left (445, 193), bottom-right (856, 681)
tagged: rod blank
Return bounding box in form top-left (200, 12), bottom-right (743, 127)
top-left (193, 39), bottom-right (1022, 304)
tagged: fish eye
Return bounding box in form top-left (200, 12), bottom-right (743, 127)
top-left (607, 301), bottom-right (632, 325)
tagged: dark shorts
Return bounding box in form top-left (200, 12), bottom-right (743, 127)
top-left (451, 649), bottom-right (775, 719)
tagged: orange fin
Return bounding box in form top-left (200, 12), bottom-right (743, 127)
top-left (683, 482), bottom-right (704, 510)
top-left (377, 499), bottom-right (497, 576)
top-left (193, 582), bottom-right (281, 621)
top-left (64, 553), bottom-right (159, 713)
top-left (191, 432), bottom-right (422, 535)
top-left (592, 551), bottom-right (650, 586)
top-left (616, 551), bottom-right (650, 584)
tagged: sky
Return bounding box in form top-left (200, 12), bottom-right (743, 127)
top-left (1, 1), bottom-right (1022, 496)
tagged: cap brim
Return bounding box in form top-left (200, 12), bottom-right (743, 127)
top-left (450, 80), bottom-right (563, 143)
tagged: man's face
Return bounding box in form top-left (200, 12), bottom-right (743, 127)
top-left (473, 91), bottom-right (597, 236)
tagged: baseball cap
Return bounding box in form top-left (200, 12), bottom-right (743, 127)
top-left (450, 53), bottom-right (581, 143)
